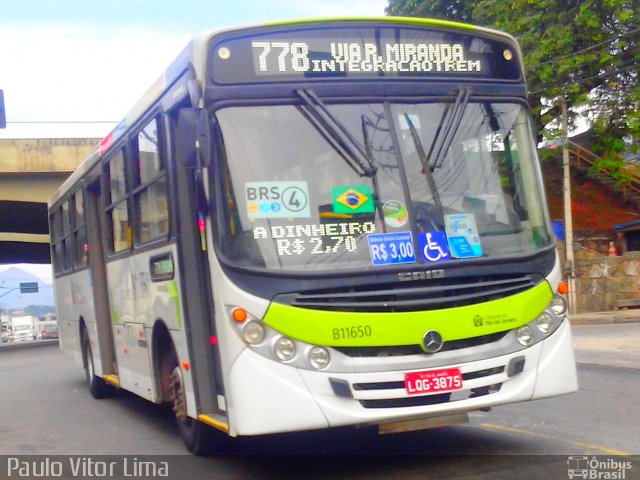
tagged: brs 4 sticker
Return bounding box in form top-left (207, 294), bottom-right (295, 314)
top-left (246, 181), bottom-right (310, 219)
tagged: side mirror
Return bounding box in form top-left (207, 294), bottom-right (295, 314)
top-left (175, 108), bottom-right (211, 168)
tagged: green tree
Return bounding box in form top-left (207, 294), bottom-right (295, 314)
top-left (385, 0), bottom-right (639, 164)
top-left (386, 0), bottom-right (475, 21)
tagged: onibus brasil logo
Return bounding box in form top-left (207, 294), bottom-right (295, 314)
top-left (567, 456), bottom-right (632, 479)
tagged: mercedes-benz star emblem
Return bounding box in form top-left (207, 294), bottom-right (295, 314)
top-left (422, 330), bottom-right (444, 354)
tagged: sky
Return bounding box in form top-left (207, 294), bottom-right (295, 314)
top-left (0, 0), bottom-right (389, 301)
top-left (0, 0), bottom-right (388, 135)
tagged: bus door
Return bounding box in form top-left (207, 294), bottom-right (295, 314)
top-left (84, 178), bottom-right (118, 382)
top-left (87, 172), bottom-right (155, 401)
top-left (172, 107), bottom-right (224, 414)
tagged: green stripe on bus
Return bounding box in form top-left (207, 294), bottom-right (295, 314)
top-left (263, 17), bottom-right (478, 33)
top-left (168, 281), bottom-right (183, 329)
top-left (263, 282), bottom-right (552, 347)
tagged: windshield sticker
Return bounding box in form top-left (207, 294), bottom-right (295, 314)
top-left (252, 221), bottom-right (376, 257)
top-left (245, 181), bottom-right (310, 219)
top-left (382, 200), bottom-right (409, 228)
top-left (331, 185), bottom-right (375, 214)
top-left (444, 214), bottom-right (483, 258)
top-left (418, 231), bottom-right (451, 262)
top-left (367, 232), bottom-right (416, 266)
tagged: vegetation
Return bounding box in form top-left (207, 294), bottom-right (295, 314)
top-left (385, 0), bottom-right (639, 177)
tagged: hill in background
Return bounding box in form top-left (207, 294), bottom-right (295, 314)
top-left (0, 267), bottom-right (54, 311)
top-left (541, 158), bottom-right (639, 237)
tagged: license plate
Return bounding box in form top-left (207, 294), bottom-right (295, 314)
top-left (404, 368), bottom-right (463, 395)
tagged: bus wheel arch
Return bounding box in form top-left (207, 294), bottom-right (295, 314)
top-left (79, 318), bottom-right (88, 370)
top-left (80, 318), bottom-right (111, 399)
top-left (152, 319), bottom-right (221, 455)
top-left (169, 358), bottom-right (222, 455)
top-left (151, 320), bottom-right (175, 403)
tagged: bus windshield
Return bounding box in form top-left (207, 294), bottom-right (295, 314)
top-left (215, 98), bottom-right (552, 272)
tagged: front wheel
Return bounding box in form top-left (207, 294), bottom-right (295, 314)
top-left (83, 335), bottom-right (111, 399)
top-left (169, 365), bottom-right (226, 455)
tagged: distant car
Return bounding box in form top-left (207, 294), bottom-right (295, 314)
top-left (41, 325), bottom-right (58, 340)
top-left (1, 331), bottom-right (11, 343)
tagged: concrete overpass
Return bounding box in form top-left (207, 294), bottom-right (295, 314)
top-left (0, 138), bottom-right (100, 264)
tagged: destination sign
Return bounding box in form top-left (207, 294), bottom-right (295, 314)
top-left (251, 41), bottom-right (481, 76)
top-left (210, 24), bottom-right (521, 83)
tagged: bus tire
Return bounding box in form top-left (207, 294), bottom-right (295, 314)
top-left (83, 334), bottom-right (111, 399)
top-left (169, 365), bottom-right (222, 455)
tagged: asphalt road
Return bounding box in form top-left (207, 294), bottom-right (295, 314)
top-left (0, 330), bottom-right (638, 479)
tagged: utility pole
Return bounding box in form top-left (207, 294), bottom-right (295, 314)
top-left (562, 100), bottom-right (577, 313)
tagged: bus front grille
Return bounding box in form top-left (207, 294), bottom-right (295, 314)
top-left (358, 383), bottom-right (502, 409)
top-left (334, 331), bottom-right (508, 358)
top-left (275, 274), bottom-right (540, 313)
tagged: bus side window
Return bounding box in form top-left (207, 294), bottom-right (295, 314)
top-left (133, 118), bottom-right (169, 245)
top-left (61, 201), bottom-right (73, 271)
top-left (50, 209), bottom-right (63, 276)
top-left (105, 150), bottom-right (131, 253)
top-left (73, 189), bottom-right (89, 267)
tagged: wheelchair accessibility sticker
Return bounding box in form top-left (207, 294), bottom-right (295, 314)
top-left (418, 231), bottom-right (451, 263)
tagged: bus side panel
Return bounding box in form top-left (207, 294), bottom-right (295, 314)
top-left (54, 273), bottom-right (82, 368)
top-left (73, 270), bottom-right (104, 377)
top-left (129, 245), bottom-right (196, 409)
top-left (104, 245), bottom-right (196, 407)
top-left (106, 257), bottom-right (139, 395)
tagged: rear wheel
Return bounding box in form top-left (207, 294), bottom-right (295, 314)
top-left (83, 334), bottom-right (111, 399)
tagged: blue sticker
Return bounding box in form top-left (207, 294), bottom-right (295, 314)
top-left (367, 232), bottom-right (416, 266)
top-left (445, 213), bottom-right (483, 258)
top-left (418, 231), bottom-right (451, 262)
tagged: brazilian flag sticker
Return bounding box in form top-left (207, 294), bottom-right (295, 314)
top-left (331, 185), bottom-right (375, 214)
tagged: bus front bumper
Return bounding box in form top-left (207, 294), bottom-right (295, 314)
top-left (226, 319), bottom-right (577, 436)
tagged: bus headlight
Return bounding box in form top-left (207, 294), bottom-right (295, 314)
top-left (516, 325), bottom-right (533, 346)
top-left (536, 312), bottom-right (553, 334)
top-left (242, 321), bottom-right (265, 345)
top-left (274, 337), bottom-right (296, 362)
top-left (549, 294), bottom-right (567, 316)
top-left (513, 293), bottom-right (566, 349)
top-left (308, 346), bottom-right (330, 370)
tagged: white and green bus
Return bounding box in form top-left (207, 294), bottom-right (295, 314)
top-left (49, 17), bottom-right (577, 454)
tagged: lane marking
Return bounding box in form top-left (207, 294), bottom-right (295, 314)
top-left (479, 423), bottom-right (631, 456)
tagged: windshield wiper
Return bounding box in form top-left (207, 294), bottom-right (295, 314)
top-left (296, 88), bottom-right (385, 227)
top-left (402, 87), bottom-right (472, 230)
top-left (426, 87), bottom-right (471, 170)
top-left (360, 114), bottom-right (386, 228)
top-left (296, 89), bottom-right (375, 178)
top-left (404, 113), bottom-right (445, 228)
